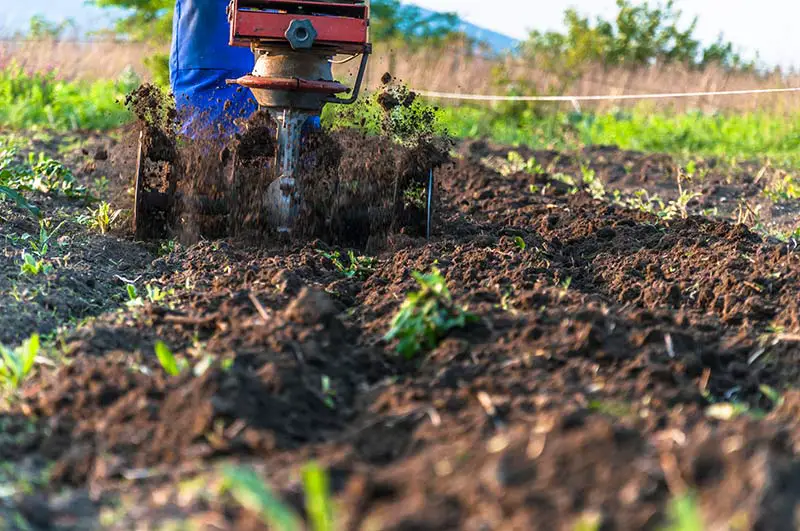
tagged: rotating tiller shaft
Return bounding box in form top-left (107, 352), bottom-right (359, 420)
top-left (227, 0), bottom-right (371, 233)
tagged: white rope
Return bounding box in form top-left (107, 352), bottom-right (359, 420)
top-left (414, 86), bottom-right (800, 102)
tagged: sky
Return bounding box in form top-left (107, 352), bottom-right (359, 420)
top-left (0, 0), bottom-right (798, 68)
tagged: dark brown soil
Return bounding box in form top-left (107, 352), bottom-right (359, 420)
top-left (0, 128), bottom-right (799, 530)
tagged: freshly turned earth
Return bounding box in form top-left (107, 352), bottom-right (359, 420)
top-left (0, 122), bottom-right (799, 530)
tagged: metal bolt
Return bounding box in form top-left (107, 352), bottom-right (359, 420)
top-left (285, 19), bottom-right (317, 50)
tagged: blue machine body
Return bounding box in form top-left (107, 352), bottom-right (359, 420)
top-left (170, 0), bottom-right (320, 134)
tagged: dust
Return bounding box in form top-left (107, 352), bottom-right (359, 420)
top-left (126, 80), bottom-right (452, 249)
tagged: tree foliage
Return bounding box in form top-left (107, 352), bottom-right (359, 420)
top-left (521, 0), bottom-right (751, 72)
top-left (89, 0), bottom-right (173, 44)
top-left (371, 0), bottom-right (465, 47)
top-left (25, 15), bottom-right (77, 40)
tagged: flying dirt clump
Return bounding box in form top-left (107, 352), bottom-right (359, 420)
top-left (125, 81), bottom-right (452, 248)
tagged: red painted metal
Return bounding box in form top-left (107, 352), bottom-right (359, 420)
top-left (230, 75), bottom-right (350, 94)
top-left (232, 11), bottom-right (367, 46)
top-left (237, 0), bottom-right (367, 18)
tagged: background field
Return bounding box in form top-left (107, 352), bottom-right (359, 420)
top-left (0, 2), bottom-right (799, 530)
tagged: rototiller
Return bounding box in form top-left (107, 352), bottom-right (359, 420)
top-left (133, 0), bottom-right (371, 238)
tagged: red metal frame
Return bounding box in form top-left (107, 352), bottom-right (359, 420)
top-left (229, 0), bottom-right (369, 52)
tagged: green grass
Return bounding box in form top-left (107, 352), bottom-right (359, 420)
top-left (433, 103), bottom-right (800, 167)
top-left (0, 61), bottom-right (135, 131)
top-left (4, 62), bottom-right (799, 169)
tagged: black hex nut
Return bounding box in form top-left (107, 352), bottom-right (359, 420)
top-left (285, 19), bottom-right (317, 50)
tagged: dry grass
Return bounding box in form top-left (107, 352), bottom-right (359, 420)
top-left (349, 44), bottom-right (800, 114)
top-left (4, 39), bottom-right (800, 114)
top-left (0, 38), bottom-right (153, 81)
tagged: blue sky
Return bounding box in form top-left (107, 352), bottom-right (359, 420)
top-left (1, 0), bottom-right (797, 68)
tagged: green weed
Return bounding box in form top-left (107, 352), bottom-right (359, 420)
top-left (580, 165), bottom-right (606, 200)
top-left (154, 341), bottom-right (187, 377)
top-left (86, 201), bottom-right (122, 234)
top-left (125, 284), bottom-right (143, 307)
top-left (0, 185), bottom-right (40, 218)
top-left (126, 283), bottom-right (172, 307)
top-left (1, 147), bottom-right (86, 197)
top-left (0, 334), bottom-right (40, 390)
top-left (661, 494), bottom-right (703, 531)
top-left (302, 462), bottom-right (334, 531)
top-left (24, 219), bottom-right (65, 257)
top-left (146, 284), bottom-right (172, 303)
top-left (221, 466), bottom-right (302, 531)
top-left (384, 267), bottom-right (477, 359)
top-left (19, 252), bottom-right (52, 276)
top-left (497, 151), bottom-right (544, 176)
top-left (402, 182), bottom-right (427, 209)
top-left (320, 375), bottom-right (336, 409)
top-left (317, 249), bottom-right (376, 280)
top-left (764, 173), bottom-right (800, 202)
top-left (220, 463), bottom-right (335, 531)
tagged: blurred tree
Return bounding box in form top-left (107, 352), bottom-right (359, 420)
top-left (371, 0), bottom-right (466, 48)
top-left (521, 0), bottom-right (752, 72)
top-left (25, 15), bottom-right (78, 40)
top-left (89, 0), bottom-right (173, 87)
top-left (89, 0), bottom-right (174, 44)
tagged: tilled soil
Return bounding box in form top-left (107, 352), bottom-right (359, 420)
top-left (0, 133), bottom-right (799, 530)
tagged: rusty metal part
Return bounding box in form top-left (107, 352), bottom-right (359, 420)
top-left (228, 75), bottom-right (348, 94)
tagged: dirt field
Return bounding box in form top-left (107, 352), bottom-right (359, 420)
top-left (1, 118), bottom-right (799, 530)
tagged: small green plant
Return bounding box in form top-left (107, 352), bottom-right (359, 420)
top-left (0, 334), bottom-right (40, 390)
top-left (302, 462), bottom-right (334, 531)
top-left (661, 494), bottom-right (703, 531)
top-left (580, 164), bottom-right (606, 199)
top-left (159, 239), bottom-right (177, 256)
top-left (384, 267), bottom-right (477, 359)
top-left (146, 284), bottom-right (172, 303)
top-left (221, 466), bottom-right (302, 531)
top-left (0, 185), bottom-right (40, 218)
top-left (765, 174), bottom-right (800, 202)
top-left (125, 284), bottom-right (143, 307)
top-left (154, 341), bottom-right (187, 376)
top-left (25, 219), bottom-right (65, 257)
top-left (317, 249), bottom-right (376, 280)
top-left (320, 375), bottom-right (336, 409)
top-left (92, 176), bottom-right (110, 195)
top-left (504, 151), bottom-right (545, 176)
top-left (19, 251), bottom-right (52, 276)
top-left (87, 201), bottom-right (122, 234)
top-left (402, 182), bottom-right (427, 209)
top-left (513, 236), bottom-right (527, 251)
top-left (574, 513), bottom-right (601, 531)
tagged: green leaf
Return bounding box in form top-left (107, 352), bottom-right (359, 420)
top-left (0, 347), bottom-right (21, 387)
top-left (662, 494), bottom-right (704, 531)
top-left (302, 462), bottom-right (334, 531)
top-left (759, 384), bottom-right (783, 405)
top-left (0, 185), bottom-right (40, 218)
top-left (20, 334), bottom-right (39, 377)
top-left (514, 236), bottom-right (527, 251)
top-left (221, 466), bottom-right (302, 531)
top-left (154, 340), bottom-right (181, 376)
